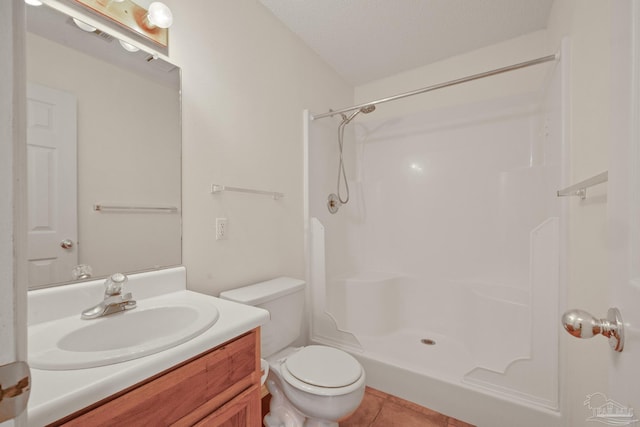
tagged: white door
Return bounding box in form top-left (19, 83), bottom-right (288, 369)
top-left (607, 0), bottom-right (640, 420)
top-left (2, 3), bottom-right (28, 426)
top-left (26, 83), bottom-right (78, 287)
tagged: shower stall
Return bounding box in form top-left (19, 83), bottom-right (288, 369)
top-left (304, 48), bottom-right (568, 427)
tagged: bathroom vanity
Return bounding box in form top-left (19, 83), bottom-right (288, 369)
top-left (53, 329), bottom-right (261, 426)
top-left (27, 267), bottom-right (269, 426)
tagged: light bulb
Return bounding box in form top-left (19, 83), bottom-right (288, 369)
top-left (146, 2), bottom-right (173, 29)
top-left (24, 0), bottom-right (43, 6)
top-left (72, 18), bottom-right (97, 33)
top-left (118, 40), bottom-right (140, 52)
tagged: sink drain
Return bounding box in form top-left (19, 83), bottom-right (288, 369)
top-left (421, 338), bottom-right (436, 345)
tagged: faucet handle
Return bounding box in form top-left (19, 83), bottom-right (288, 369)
top-left (104, 273), bottom-right (128, 296)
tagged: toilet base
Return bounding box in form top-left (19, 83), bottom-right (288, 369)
top-left (263, 378), bottom-right (340, 427)
top-left (263, 377), bottom-right (305, 427)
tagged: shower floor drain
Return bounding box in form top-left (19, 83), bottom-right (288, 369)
top-left (421, 338), bottom-right (436, 345)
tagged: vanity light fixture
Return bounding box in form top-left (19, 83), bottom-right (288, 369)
top-left (118, 39), bottom-right (140, 52)
top-left (144, 2), bottom-right (173, 29)
top-left (72, 17), bottom-right (97, 33)
top-left (24, 0), bottom-right (43, 6)
top-left (74, 0), bottom-right (171, 47)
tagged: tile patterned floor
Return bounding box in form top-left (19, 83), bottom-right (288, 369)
top-left (340, 387), bottom-right (475, 427)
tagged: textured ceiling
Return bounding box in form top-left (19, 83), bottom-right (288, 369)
top-left (259, 0), bottom-right (555, 85)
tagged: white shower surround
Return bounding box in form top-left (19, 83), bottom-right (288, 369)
top-left (305, 48), bottom-right (567, 427)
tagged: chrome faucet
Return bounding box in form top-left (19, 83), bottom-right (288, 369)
top-left (81, 273), bottom-right (137, 320)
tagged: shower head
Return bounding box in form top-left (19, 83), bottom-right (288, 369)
top-left (341, 104), bottom-right (376, 125)
top-left (333, 104), bottom-right (376, 212)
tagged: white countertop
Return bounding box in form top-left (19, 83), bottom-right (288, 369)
top-left (27, 267), bottom-right (269, 426)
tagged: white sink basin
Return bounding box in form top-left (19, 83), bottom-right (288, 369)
top-left (29, 291), bottom-right (220, 370)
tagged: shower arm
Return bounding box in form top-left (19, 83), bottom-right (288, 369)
top-left (310, 53), bottom-right (559, 121)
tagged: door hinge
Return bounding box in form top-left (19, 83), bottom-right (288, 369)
top-left (0, 361), bottom-right (31, 422)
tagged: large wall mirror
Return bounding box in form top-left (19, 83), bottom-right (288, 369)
top-left (26, 2), bottom-right (181, 289)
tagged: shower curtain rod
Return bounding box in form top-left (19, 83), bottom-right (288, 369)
top-left (310, 53), bottom-right (559, 120)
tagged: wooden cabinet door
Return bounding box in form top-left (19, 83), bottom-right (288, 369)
top-left (193, 384), bottom-right (261, 427)
top-left (55, 329), bottom-right (260, 427)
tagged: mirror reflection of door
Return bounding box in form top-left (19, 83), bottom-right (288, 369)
top-left (27, 83), bottom-right (78, 286)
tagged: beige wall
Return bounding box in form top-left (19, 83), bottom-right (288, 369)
top-left (162, 0), bottom-right (352, 295)
top-left (355, 30), bottom-right (551, 117)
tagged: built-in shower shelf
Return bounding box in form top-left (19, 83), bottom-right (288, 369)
top-left (211, 184), bottom-right (284, 200)
top-left (557, 171), bottom-right (608, 200)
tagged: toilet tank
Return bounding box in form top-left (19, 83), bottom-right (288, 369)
top-left (219, 277), bottom-right (305, 358)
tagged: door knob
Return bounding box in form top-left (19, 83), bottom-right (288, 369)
top-left (561, 307), bottom-right (624, 352)
top-left (60, 239), bottom-right (74, 249)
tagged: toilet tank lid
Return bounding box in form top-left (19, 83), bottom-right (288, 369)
top-left (219, 277), bottom-right (305, 305)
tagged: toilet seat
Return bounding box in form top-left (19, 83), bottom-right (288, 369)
top-left (280, 345), bottom-right (364, 396)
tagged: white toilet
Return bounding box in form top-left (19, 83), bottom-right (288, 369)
top-left (220, 277), bottom-right (365, 427)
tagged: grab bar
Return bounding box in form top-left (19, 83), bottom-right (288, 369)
top-left (557, 171), bottom-right (608, 200)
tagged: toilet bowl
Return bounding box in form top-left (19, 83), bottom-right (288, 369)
top-left (219, 277), bottom-right (366, 426)
top-left (264, 346), bottom-right (366, 427)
